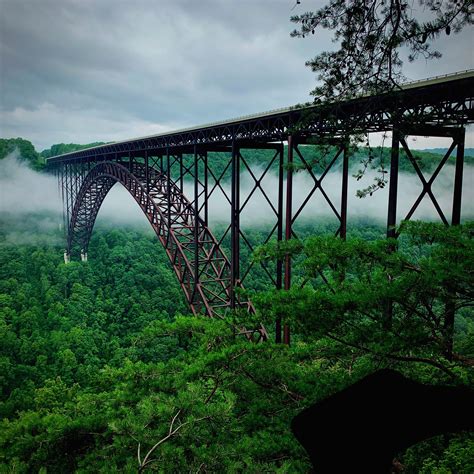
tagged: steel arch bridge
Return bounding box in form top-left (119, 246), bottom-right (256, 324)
top-left (48, 70), bottom-right (474, 343)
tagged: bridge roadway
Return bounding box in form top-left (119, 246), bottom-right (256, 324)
top-left (47, 70), bottom-right (474, 343)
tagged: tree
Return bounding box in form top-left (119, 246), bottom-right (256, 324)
top-left (291, 0), bottom-right (472, 101)
top-left (40, 142), bottom-right (106, 159)
top-left (254, 221), bottom-right (474, 377)
top-left (0, 138), bottom-right (44, 170)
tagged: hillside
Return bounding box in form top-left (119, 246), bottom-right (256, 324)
top-left (40, 142), bottom-right (107, 159)
top-left (2, 137), bottom-right (472, 179)
top-left (422, 147), bottom-right (474, 157)
top-left (0, 138), bottom-right (44, 170)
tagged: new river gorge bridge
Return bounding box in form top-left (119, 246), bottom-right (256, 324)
top-left (47, 70), bottom-right (474, 343)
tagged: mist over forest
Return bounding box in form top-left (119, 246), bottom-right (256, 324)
top-left (1, 138), bottom-right (473, 234)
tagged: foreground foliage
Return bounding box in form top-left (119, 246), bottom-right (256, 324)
top-left (255, 221), bottom-right (474, 373)
top-left (0, 223), bottom-right (473, 472)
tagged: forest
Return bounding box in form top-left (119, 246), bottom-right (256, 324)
top-left (0, 139), bottom-right (473, 472)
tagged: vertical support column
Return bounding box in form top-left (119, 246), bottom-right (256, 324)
top-left (387, 130), bottom-right (400, 239)
top-left (284, 136), bottom-right (294, 345)
top-left (65, 161), bottom-right (74, 258)
top-left (129, 152), bottom-right (133, 173)
top-left (145, 150), bottom-right (149, 194)
top-left (80, 159), bottom-right (86, 187)
top-left (56, 165), bottom-right (61, 232)
top-left (193, 146), bottom-right (200, 304)
top-left (60, 163), bottom-right (68, 249)
top-left (276, 142), bottom-right (284, 343)
top-left (75, 161), bottom-right (80, 199)
top-left (64, 162), bottom-right (70, 236)
top-left (70, 162), bottom-right (74, 208)
top-left (166, 147), bottom-right (172, 245)
top-left (179, 153), bottom-right (184, 194)
top-left (59, 164), bottom-right (65, 232)
top-left (452, 128), bottom-right (465, 226)
top-left (203, 151), bottom-right (209, 228)
top-left (340, 143), bottom-right (349, 240)
top-left (445, 128), bottom-right (465, 360)
top-left (70, 162), bottom-right (75, 212)
top-left (230, 140), bottom-right (240, 309)
top-left (385, 129), bottom-right (400, 329)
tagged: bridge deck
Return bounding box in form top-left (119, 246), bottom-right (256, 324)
top-left (47, 70), bottom-right (474, 164)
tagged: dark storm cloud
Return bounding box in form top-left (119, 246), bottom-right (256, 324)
top-left (0, 0), bottom-right (472, 150)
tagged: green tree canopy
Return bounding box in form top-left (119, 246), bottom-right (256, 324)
top-left (0, 138), bottom-right (44, 170)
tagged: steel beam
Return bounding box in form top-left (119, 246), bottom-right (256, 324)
top-left (452, 128), bottom-right (465, 225)
top-left (276, 142), bottom-right (284, 343)
top-left (203, 152), bottom-right (209, 227)
top-left (387, 130), bottom-right (400, 239)
top-left (230, 140), bottom-right (240, 309)
top-left (194, 145), bottom-right (200, 304)
top-left (166, 148), bottom-right (171, 246)
top-left (145, 151), bottom-right (149, 194)
top-left (284, 135), bottom-right (294, 345)
top-left (445, 127), bottom-right (465, 359)
top-left (340, 143), bottom-right (349, 240)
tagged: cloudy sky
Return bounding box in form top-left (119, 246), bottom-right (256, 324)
top-left (1, 0), bottom-right (473, 151)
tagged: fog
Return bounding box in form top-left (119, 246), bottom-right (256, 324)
top-left (79, 158), bottom-right (474, 230)
top-left (0, 153), bottom-right (150, 230)
top-left (1, 152), bottom-right (473, 243)
top-left (183, 163), bottom-right (474, 227)
top-left (0, 152), bottom-right (62, 214)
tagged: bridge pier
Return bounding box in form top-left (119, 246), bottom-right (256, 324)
top-left (81, 251), bottom-right (88, 262)
top-left (283, 135), bottom-right (295, 345)
top-left (63, 251), bottom-right (70, 264)
top-left (387, 129), bottom-right (400, 239)
top-left (340, 143), bottom-right (349, 240)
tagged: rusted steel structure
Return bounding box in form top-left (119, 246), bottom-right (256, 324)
top-left (48, 70), bottom-right (474, 343)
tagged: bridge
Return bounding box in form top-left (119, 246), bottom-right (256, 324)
top-left (47, 70), bottom-right (474, 343)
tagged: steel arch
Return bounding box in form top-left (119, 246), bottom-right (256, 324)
top-left (68, 161), bottom-right (255, 320)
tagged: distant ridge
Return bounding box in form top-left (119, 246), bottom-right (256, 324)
top-left (420, 148), bottom-right (474, 157)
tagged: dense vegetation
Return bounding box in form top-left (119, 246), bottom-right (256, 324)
top-left (0, 142), bottom-right (472, 471)
top-left (40, 142), bottom-right (107, 160)
top-left (0, 138), bottom-right (44, 171)
top-left (0, 139), bottom-right (108, 171)
top-left (0, 214), bottom-right (472, 472)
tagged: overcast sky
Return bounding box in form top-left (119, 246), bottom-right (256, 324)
top-left (1, 0), bottom-right (473, 151)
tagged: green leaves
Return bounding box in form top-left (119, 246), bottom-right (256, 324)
top-left (255, 222), bottom-right (474, 378)
top-left (1, 222), bottom-right (472, 471)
